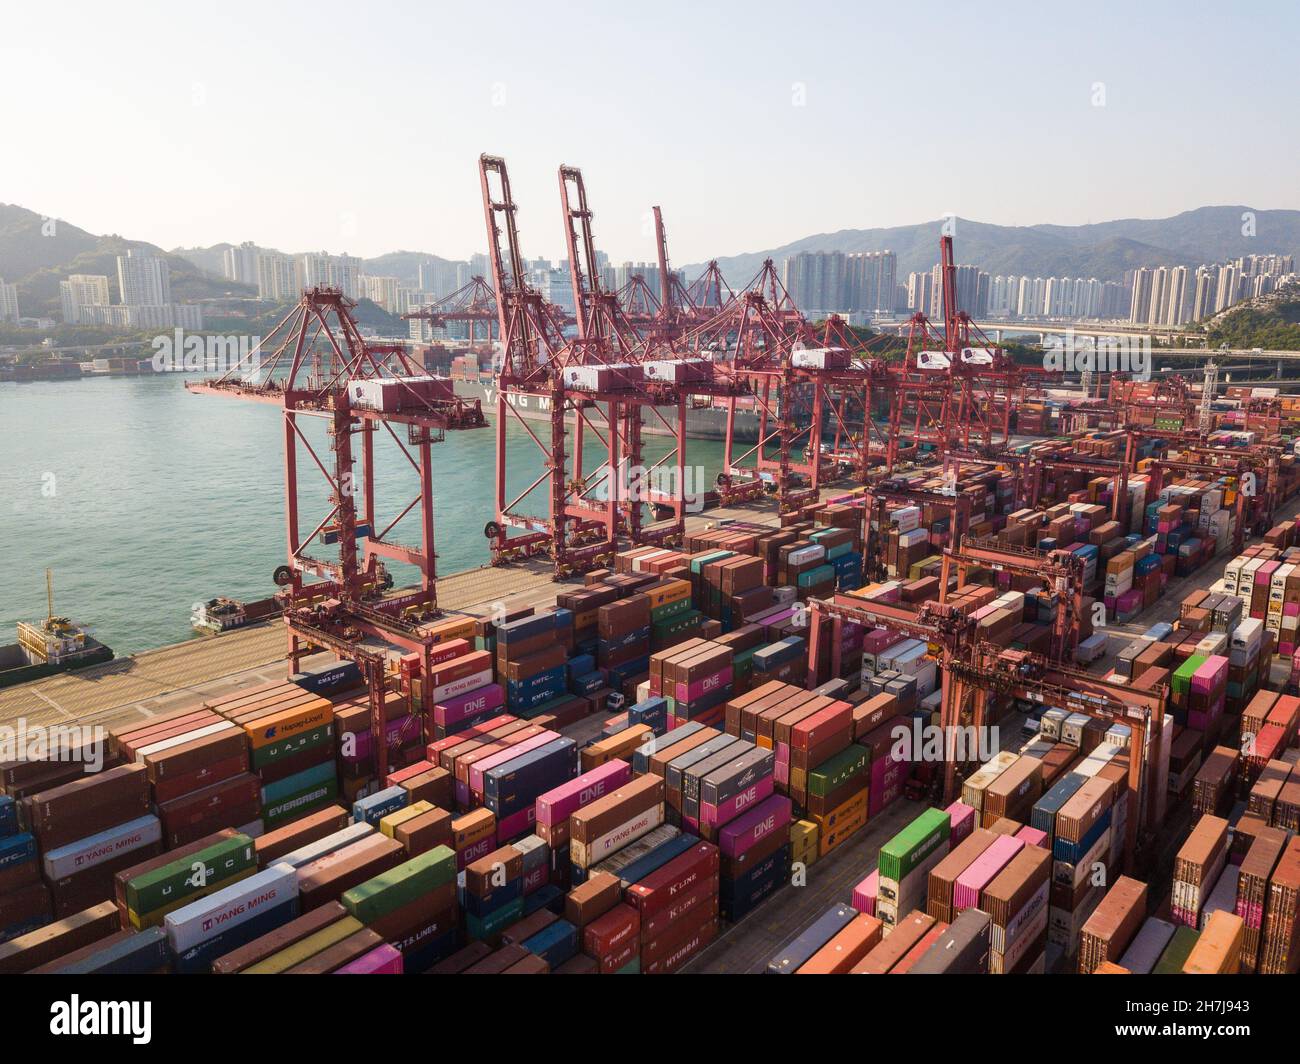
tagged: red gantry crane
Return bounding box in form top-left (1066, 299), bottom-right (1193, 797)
top-left (480, 155), bottom-right (738, 577)
top-left (886, 235), bottom-right (1047, 469)
top-left (187, 287), bottom-right (487, 778)
top-left (402, 275), bottom-right (501, 346)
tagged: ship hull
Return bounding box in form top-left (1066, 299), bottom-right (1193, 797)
top-left (452, 378), bottom-right (761, 443)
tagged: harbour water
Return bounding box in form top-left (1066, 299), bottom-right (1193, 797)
top-left (2, 374), bottom-right (736, 654)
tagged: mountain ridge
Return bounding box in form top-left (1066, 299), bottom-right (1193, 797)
top-left (4, 203), bottom-right (1298, 315)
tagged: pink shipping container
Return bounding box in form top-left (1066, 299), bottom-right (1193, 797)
top-left (862, 628), bottom-right (905, 655)
top-left (852, 869), bottom-right (879, 915)
top-left (334, 944), bottom-right (404, 974)
top-left (945, 800), bottom-right (976, 843)
top-left (701, 774), bottom-right (775, 829)
top-left (674, 666), bottom-right (733, 704)
top-left (718, 794), bottom-right (791, 859)
top-left (496, 804), bottom-right (536, 842)
top-left (434, 683), bottom-right (505, 729)
top-left (343, 714), bottom-right (421, 764)
top-left (1192, 657), bottom-right (1228, 694)
top-left (953, 835), bottom-right (1025, 911)
top-left (534, 759), bottom-right (630, 827)
top-left (1015, 825), bottom-right (1048, 847)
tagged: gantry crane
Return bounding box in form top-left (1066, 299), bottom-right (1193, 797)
top-left (940, 536), bottom-right (1087, 665)
top-left (886, 235), bottom-right (1050, 469)
top-left (403, 275), bottom-right (501, 347)
top-left (187, 287), bottom-right (488, 778)
top-left (480, 155), bottom-right (741, 576)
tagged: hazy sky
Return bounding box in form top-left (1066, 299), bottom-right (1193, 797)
top-left (4, 0), bottom-right (1297, 264)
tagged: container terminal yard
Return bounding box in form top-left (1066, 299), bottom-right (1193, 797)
top-left (2, 156), bottom-right (1299, 987)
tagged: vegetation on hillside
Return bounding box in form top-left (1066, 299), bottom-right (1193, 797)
top-left (1205, 284), bottom-right (1300, 350)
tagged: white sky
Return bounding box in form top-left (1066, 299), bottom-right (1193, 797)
top-left (3, 0), bottom-right (1297, 263)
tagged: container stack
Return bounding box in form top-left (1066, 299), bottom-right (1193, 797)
top-left (877, 807), bottom-right (951, 934)
top-left (25, 764), bottom-right (156, 922)
top-left (110, 703), bottom-right (253, 848)
top-left (429, 644), bottom-right (506, 739)
top-left (208, 682), bottom-right (338, 831)
top-left (1191, 745), bottom-right (1239, 817)
top-left (1259, 834), bottom-right (1300, 974)
top-left (333, 688), bottom-right (419, 805)
top-left (1235, 826), bottom-right (1289, 972)
top-left (0, 794), bottom-right (47, 942)
top-left (650, 640), bottom-right (735, 729)
top-left (982, 844), bottom-right (1051, 973)
top-left (496, 610), bottom-right (577, 718)
top-left (478, 729), bottom-right (577, 845)
top-left (597, 593), bottom-right (652, 692)
top-left (164, 861), bottom-right (299, 973)
top-left (115, 829), bottom-right (256, 933)
top-left (1172, 815), bottom-right (1229, 928)
top-left (1077, 875), bottom-right (1147, 973)
top-left (1048, 775), bottom-right (1116, 958)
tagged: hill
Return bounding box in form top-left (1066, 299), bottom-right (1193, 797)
top-left (683, 206), bottom-right (1300, 287)
top-left (0, 204), bottom-right (255, 318)
top-left (1204, 282), bottom-right (1300, 350)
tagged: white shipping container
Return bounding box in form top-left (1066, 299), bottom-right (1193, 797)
top-left (788, 544), bottom-right (827, 567)
top-left (42, 814), bottom-right (162, 881)
top-left (165, 862), bottom-right (298, 953)
top-left (790, 346), bottom-right (850, 370)
top-left (278, 822), bottom-right (375, 870)
top-left (892, 506), bottom-right (922, 534)
top-left (642, 359), bottom-right (708, 383)
top-left (133, 720), bottom-right (239, 762)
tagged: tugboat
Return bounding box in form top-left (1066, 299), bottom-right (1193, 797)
top-left (192, 597), bottom-right (250, 634)
top-left (0, 571), bottom-right (114, 689)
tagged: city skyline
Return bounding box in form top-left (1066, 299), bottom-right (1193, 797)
top-left (3, 1), bottom-right (1298, 264)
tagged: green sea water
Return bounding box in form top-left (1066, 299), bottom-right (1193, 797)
top-left (1, 374), bottom-right (734, 654)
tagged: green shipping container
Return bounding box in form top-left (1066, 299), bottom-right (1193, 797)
top-left (126, 834), bottom-right (255, 917)
top-left (650, 598), bottom-right (692, 623)
top-left (809, 745), bottom-right (869, 798)
top-left (342, 845), bottom-right (458, 924)
top-left (263, 778), bottom-right (339, 829)
top-left (466, 896), bottom-right (524, 941)
top-left (252, 723), bottom-right (335, 770)
top-left (1172, 655), bottom-right (1207, 697)
top-left (690, 550), bottom-right (734, 575)
top-left (878, 807), bottom-right (951, 883)
top-left (797, 564), bottom-right (836, 589)
top-left (1152, 926), bottom-right (1200, 974)
top-left (654, 610), bottom-right (704, 642)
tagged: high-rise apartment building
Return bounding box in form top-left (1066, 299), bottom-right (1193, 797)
top-left (222, 242), bottom-right (260, 285)
top-left (782, 250), bottom-right (897, 314)
top-left (59, 274), bottom-right (111, 324)
top-left (0, 278), bottom-right (19, 322)
top-left (257, 252), bottom-right (298, 302)
top-left (117, 250), bottom-right (171, 307)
